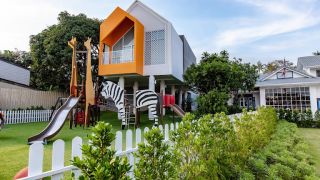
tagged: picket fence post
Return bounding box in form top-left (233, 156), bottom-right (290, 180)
top-left (28, 142), bottom-right (44, 177)
top-left (52, 140), bottom-right (65, 180)
top-left (126, 130), bottom-right (134, 178)
top-left (72, 136), bottom-right (83, 179)
top-left (164, 124), bottom-right (169, 141)
top-left (115, 131), bottom-right (122, 155)
top-left (144, 127), bottom-right (149, 144)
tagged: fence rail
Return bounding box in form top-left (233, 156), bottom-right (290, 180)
top-left (0, 110), bottom-right (52, 124)
top-left (18, 112), bottom-right (253, 179)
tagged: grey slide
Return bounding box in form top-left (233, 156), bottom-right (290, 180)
top-left (169, 104), bottom-right (186, 117)
top-left (28, 96), bottom-right (81, 144)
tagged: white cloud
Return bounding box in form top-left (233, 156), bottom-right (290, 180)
top-left (213, 0), bottom-right (320, 49)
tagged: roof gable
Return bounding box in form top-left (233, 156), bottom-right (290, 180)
top-left (127, 0), bottom-right (170, 25)
top-left (260, 66), bottom-right (313, 81)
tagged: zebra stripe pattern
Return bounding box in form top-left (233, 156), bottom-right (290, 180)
top-left (136, 90), bottom-right (159, 126)
top-left (100, 81), bottom-right (126, 127)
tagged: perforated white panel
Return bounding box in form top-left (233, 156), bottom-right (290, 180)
top-left (144, 30), bottom-right (165, 65)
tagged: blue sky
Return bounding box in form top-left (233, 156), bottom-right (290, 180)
top-left (0, 0), bottom-right (319, 64)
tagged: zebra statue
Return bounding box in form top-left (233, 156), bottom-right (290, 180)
top-left (100, 81), bottom-right (159, 128)
top-left (136, 90), bottom-right (159, 126)
top-left (100, 81), bottom-right (126, 129)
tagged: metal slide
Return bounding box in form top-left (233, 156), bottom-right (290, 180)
top-left (169, 104), bottom-right (186, 117)
top-left (28, 96), bottom-right (81, 144)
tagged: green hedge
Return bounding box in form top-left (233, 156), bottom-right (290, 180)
top-left (171, 107), bottom-right (278, 179)
top-left (244, 121), bottom-right (318, 179)
top-left (277, 109), bottom-right (320, 128)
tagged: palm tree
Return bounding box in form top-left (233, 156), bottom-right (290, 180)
top-left (256, 61), bottom-right (265, 74)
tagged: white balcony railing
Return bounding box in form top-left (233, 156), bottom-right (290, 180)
top-left (103, 47), bottom-right (134, 64)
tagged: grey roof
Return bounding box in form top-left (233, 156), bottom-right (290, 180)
top-left (297, 55), bottom-right (320, 70)
top-left (256, 77), bottom-right (320, 87)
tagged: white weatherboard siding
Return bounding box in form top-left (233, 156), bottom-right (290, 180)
top-left (259, 88), bottom-right (266, 106)
top-left (310, 85), bottom-right (320, 114)
top-left (170, 25), bottom-right (183, 81)
top-left (0, 60), bottom-right (30, 85)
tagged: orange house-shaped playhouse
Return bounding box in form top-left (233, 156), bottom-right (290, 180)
top-left (99, 7), bottom-right (144, 76)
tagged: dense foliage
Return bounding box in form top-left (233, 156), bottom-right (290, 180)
top-left (245, 121), bottom-right (318, 179)
top-left (183, 51), bottom-right (258, 114)
top-left (171, 107), bottom-right (277, 179)
top-left (72, 122), bottom-right (130, 179)
top-left (277, 108), bottom-right (320, 128)
top-left (29, 11), bottom-right (100, 91)
top-left (134, 128), bottom-right (176, 179)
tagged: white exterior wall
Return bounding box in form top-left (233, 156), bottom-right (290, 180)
top-left (127, 2), bottom-right (184, 81)
top-left (128, 4), bottom-right (170, 77)
top-left (0, 61), bottom-right (30, 85)
top-left (310, 85), bottom-right (320, 113)
top-left (170, 25), bottom-right (183, 81)
top-left (259, 88), bottom-right (266, 106)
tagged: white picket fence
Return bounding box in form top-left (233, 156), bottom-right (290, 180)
top-left (19, 123), bottom-right (178, 180)
top-left (18, 112), bottom-right (254, 180)
top-left (0, 110), bottom-right (52, 124)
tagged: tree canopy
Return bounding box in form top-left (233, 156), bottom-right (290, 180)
top-left (183, 51), bottom-right (258, 114)
top-left (29, 11), bottom-right (100, 91)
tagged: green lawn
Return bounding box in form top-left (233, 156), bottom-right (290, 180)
top-left (0, 111), bottom-right (180, 179)
top-left (299, 128), bottom-right (320, 176)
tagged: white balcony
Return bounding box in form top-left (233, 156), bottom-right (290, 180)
top-left (103, 47), bottom-right (134, 64)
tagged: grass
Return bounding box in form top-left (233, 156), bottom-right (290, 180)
top-left (0, 111), bottom-right (180, 179)
top-left (299, 128), bottom-right (320, 176)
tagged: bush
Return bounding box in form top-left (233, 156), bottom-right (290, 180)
top-left (196, 89), bottom-right (229, 115)
top-left (172, 112), bottom-right (238, 179)
top-left (276, 108), bottom-right (320, 128)
top-left (235, 107), bottom-right (277, 164)
top-left (172, 107), bottom-right (277, 179)
top-left (134, 128), bottom-right (176, 179)
top-left (72, 122), bottom-right (130, 179)
top-left (246, 121), bottom-right (318, 179)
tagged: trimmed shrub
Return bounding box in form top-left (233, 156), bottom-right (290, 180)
top-left (72, 122), bottom-right (130, 179)
top-left (246, 121), bottom-right (318, 179)
top-left (134, 128), bottom-right (176, 179)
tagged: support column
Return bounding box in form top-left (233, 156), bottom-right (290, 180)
top-left (133, 81), bottom-right (139, 115)
top-left (118, 76), bottom-right (125, 119)
top-left (178, 89), bottom-right (183, 107)
top-left (148, 75), bottom-right (155, 119)
top-left (160, 80), bottom-right (166, 115)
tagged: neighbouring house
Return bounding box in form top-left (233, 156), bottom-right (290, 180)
top-left (0, 58), bottom-right (30, 89)
top-left (0, 58), bottom-right (67, 110)
top-left (98, 1), bottom-right (196, 115)
top-left (242, 55), bottom-right (320, 113)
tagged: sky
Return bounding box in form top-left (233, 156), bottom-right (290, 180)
top-left (0, 0), bottom-right (319, 64)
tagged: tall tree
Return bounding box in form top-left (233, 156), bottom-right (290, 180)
top-left (256, 60), bottom-right (265, 74)
top-left (263, 59), bottom-right (295, 73)
top-left (29, 11), bottom-right (100, 91)
top-left (183, 51), bottom-right (258, 114)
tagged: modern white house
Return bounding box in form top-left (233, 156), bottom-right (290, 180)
top-left (98, 1), bottom-right (196, 115)
top-left (244, 55), bottom-right (320, 114)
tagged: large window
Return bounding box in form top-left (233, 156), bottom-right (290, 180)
top-left (145, 30), bottom-right (165, 65)
top-left (265, 87), bottom-right (310, 111)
